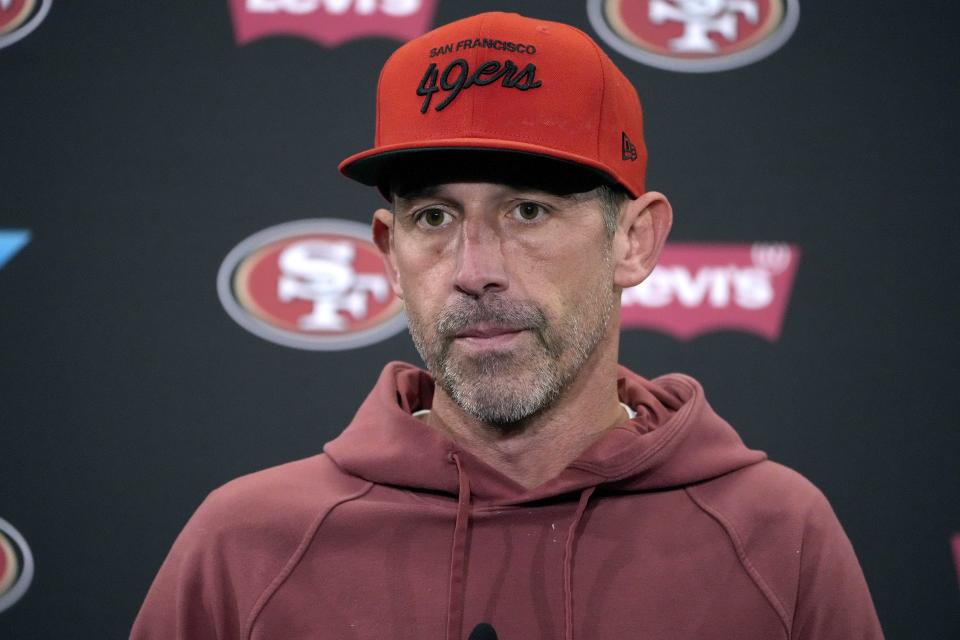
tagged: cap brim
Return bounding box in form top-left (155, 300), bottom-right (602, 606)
top-left (339, 139), bottom-right (635, 198)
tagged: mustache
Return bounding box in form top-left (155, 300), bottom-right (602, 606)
top-left (435, 296), bottom-right (548, 339)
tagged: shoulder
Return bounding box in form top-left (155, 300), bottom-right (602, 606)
top-left (685, 460), bottom-right (837, 575)
top-left (132, 455), bottom-right (372, 637)
top-left (205, 453), bottom-right (370, 512)
top-left (130, 454), bottom-right (374, 639)
top-left (190, 453), bottom-right (372, 545)
top-left (685, 461), bottom-right (874, 637)
top-left (688, 460), bottom-right (829, 527)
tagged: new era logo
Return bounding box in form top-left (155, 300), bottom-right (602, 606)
top-left (622, 132), bottom-right (638, 161)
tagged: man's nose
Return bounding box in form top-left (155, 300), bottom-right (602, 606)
top-left (453, 218), bottom-right (509, 297)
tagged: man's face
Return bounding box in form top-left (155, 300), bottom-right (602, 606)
top-left (382, 181), bottom-right (620, 427)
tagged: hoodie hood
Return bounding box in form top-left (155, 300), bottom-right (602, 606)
top-left (325, 362), bottom-right (765, 503)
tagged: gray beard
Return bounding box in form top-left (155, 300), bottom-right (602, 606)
top-left (407, 291), bottom-right (614, 429)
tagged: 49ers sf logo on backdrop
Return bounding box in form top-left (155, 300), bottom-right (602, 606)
top-left (0, 518), bottom-right (34, 614)
top-left (587, 0), bottom-right (799, 73)
top-left (0, 0), bottom-right (52, 51)
top-left (217, 219), bottom-right (406, 350)
top-left (228, 0), bottom-right (438, 47)
top-left (621, 243), bottom-right (800, 340)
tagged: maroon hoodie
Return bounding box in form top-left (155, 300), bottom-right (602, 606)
top-left (131, 362), bottom-right (883, 640)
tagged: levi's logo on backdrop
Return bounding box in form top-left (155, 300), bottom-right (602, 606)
top-left (228, 0), bottom-right (438, 47)
top-left (620, 243), bottom-right (800, 341)
top-left (952, 533), bottom-right (960, 592)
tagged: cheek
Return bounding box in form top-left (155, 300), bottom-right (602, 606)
top-left (504, 234), bottom-right (612, 299)
top-left (393, 240), bottom-right (451, 311)
top-left (393, 232), bottom-right (435, 279)
top-left (502, 234), bottom-right (562, 283)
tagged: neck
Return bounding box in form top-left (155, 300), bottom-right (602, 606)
top-left (423, 332), bottom-right (625, 490)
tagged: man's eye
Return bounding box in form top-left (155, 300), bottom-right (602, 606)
top-left (514, 202), bottom-right (546, 221)
top-left (417, 208), bottom-right (450, 227)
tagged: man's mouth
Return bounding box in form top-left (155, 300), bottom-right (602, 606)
top-left (452, 324), bottom-right (529, 349)
top-left (455, 324), bottom-right (526, 339)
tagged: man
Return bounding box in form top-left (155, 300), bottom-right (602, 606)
top-left (132, 12), bottom-right (883, 640)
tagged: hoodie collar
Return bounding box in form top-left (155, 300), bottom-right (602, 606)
top-left (324, 362), bottom-right (765, 504)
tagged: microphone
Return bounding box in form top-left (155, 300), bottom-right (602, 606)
top-left (468, 622), bottom-right (499, 640)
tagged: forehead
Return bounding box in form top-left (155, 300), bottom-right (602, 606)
top-left (384, 150), bottom-right (610, 201)
top-left (392, 182), bottom-right (596, 207)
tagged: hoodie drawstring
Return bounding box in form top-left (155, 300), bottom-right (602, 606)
top-left (446, 453), bottom-right (472, 640)
top-left (445, 454), bottom-right (595, 640)
top-left (563, 486), bottom-right (596, 640)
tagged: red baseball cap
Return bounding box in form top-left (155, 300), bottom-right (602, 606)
top-left (339, 12), bottom-right (647, 198)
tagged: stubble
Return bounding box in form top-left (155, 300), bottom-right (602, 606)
top-left (407, 276), bottom-right (615, 429)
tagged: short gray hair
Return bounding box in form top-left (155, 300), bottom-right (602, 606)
top-left (592, 184), bottom-right (631, 238)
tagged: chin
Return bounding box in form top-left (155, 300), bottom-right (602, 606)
top-left (438, 352), bottom-right (565, 427)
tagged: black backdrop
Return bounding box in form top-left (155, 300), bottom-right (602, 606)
top-left (2, 2), bottom-right (958, 638)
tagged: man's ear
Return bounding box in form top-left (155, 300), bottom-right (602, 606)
top-left (372, 208), bottom-right (404, 299)
top-left (613, 191), bottom-right (673, 288)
